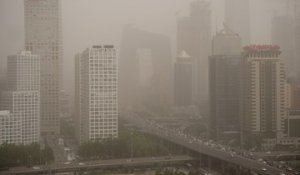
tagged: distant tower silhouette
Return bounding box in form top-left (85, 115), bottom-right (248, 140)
top-left (120, 26), bottom-right (172, 113)
top-left (209, 28), bottom-right (242, 141)
top-left (177, 0), bottom-right (211, 103)
top-left (174, 51), bottom-right (193, 106)
top-left (24, 0), bottom-right (63, 135)
top-left (225, 0), bottom-right (251, 45)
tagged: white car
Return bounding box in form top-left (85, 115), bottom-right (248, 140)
top-left (78, 162), bottom-right (85, 166)
top-left (32, 166), bottom-right (40, 170)
top-left (261, 167), bottom-right (267, 171)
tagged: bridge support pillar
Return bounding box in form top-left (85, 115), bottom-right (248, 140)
top-left (208, 157), bottom-right (212, 170)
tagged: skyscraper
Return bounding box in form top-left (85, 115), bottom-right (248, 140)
top-left (209, 28), bottom-right (242, 141)
top-left (24, 0), bottom-right (62, 135)
top-left (240, 45), bottom-right (287, 144)
top-left (174, 51), bottom-right (193, 107)
top-left (225, 0), bottom-right (250, 45)
top-left (1, 51), bottom-right (40, 145)
top-left (120, 26), bottom-right (172, 113)
top-left (77, 45), bottom-right (118, 143)
top-left (177, 0), bottom-right (211, 103)
top-left (74, 53), bottom-right (81, 142)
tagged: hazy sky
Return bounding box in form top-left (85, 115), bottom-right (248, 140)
top-left (0, 0), bottom-right (286, 95)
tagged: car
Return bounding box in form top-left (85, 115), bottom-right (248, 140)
top-left (261, 167), bottom-right (267, 171)
top-left (286, 167), bottom-right (293, 172)
top-left (279, 173), bottom-right (286, 175)
top-left (78, 162), bottom-right (85, 166)
top-left (32, 166), bottom-right (40, 170)
top-left (64, 162), bottom-right (71, 165)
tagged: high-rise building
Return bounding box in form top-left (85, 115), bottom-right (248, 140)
top-left (177, 0), bottom-right (211, 102)
top-left (225, 0), bottom-right (250, 45)
top-left (76, 45), bottom-right (118, 143)
top-left (240, 45), bottom-right (287, 144)
top-left (24, 0), bottom-right (62, 135)
top-left (209, 28), bottom-right (242, 141)
top-left (0, 111), bottom-right (15, 145)
top-left (272, 15), bottom-right (295, 76)
top-left (74, 53), bottom-right (81, 142)
top-left (174, 51), bottom-right (193, 107)
top-left (1, 51), bottom-right (40, 145)
top-left (120, 26), bottom-right (172, 112)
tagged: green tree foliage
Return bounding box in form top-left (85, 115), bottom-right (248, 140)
top-left (0, 143), bottom-right (54, 168)
top-left (78, 127), bottom-right (171, 159)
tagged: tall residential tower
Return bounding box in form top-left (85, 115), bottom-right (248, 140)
top-left (241, 45), bottom-right (287, 144)
top-left (76, 45), bottom-right (118, 143)
top-left (1, 51), bottom-right (40, 145)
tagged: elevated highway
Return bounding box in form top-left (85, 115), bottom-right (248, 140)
top-left (123, 115), bottom-right (293, 175)
top-left (1, 155), bottom-right (196, 175)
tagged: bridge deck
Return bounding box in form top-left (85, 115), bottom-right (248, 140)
top-left (2, 155), bottom-right (196, 175)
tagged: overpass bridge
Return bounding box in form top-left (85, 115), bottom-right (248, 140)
top-left (122, 115), bottom-right (293, 175)
top-left (1, 155), bottom-right (196, 175)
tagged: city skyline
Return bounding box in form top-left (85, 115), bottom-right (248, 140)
top-left (0, 0), bottom-right (300, 174)
top-left (0, 0), bottom-right (289, 99)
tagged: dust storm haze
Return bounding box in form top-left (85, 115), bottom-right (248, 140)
top-left (0, 0), bottom-right (287, 102)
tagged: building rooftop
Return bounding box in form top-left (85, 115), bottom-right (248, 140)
top-left (0, 110), bottom-right (10, 116)
top-left (92, 45), bottom-right (114, 49)
top-left (243, 45), bottom-right (281, 56)
top-left (177, 50), bottom-right (192, 62)
top-left (243, 45), bottom-right (280, 52)
top-left (178, 50), bottom-right (190, 58)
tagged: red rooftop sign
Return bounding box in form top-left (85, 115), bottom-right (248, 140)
top-left (243, 45), bottom-right (280, 52)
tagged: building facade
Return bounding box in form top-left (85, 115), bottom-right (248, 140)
top-left (0, 51), bottom-right (40, 145)
top-left (77, 45), bottom-right (118, 143)
top-left (241, 45), bottom-right (287, 144)
top-left (209, 28), bottom-right (242, 141)
top-left (120, 26), bottom-right (172, 112)
top-left (174, 51), bottom-right (193, 107)
top-left (24, 0), bottom-right (62, 135)
top-left (0, 111), bottom-right (15, 145)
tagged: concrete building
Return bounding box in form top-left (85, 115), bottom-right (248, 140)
top-left (59, 90), bottom-right (71, 119)
top-left (25, 0), bottom-right (63, 135)
top-left (74, 53), bottom-right (81, 142)
top-left (225, 0), bottom-right (250, 45)
top-left (287, 78), bottom-right (300, 110)
top-left (177, 0), bottom-right (211, 102)
top-left (174, 51), bottom-right (193, 107)
top-left (287, 109), bottom-right (300, 138)
top-left (209, 28), bottom-right (242, 141)
top-left (1, 51), bottom-right (40, 145)
top-left (240, 45), bottom-right (287, 144)
top-left (120, 26), bottom-right (172, 113)
top-left (77, 45), bottom-right (118, 143)
top-left (0, 111), bottom-right (16, 145)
